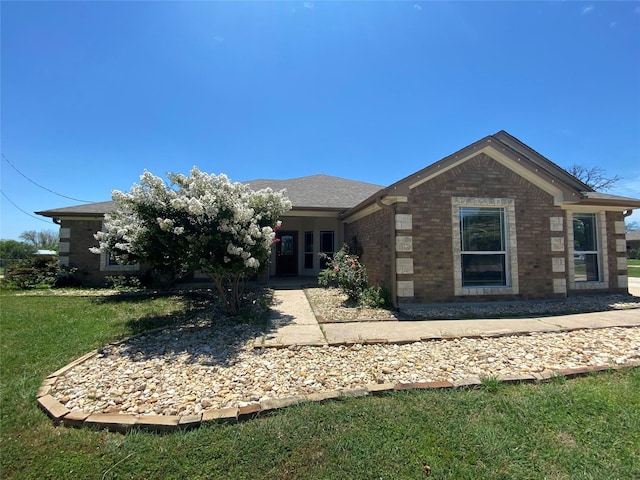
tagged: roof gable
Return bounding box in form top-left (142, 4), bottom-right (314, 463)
top-left (342, 131), bottom-right (640, 221)
top-left (377, 133), bottom-right (585, 205)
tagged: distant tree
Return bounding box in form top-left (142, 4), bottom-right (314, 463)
top-left (0, 239), bottom-right (37, 260)
top-left (92, 167), bottom-right (291, 315)
top-left (19, 229), bottom-right (58, 251)
top-left (626, 221), bottom-right (639, 233)
top-left (565, 164), bottom-right (621, 191)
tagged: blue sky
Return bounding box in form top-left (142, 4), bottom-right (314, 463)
top-left (2, 1), bottom-right (639, 241)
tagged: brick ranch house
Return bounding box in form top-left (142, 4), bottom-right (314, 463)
top-left (37, 131), bottom-right (640, 307)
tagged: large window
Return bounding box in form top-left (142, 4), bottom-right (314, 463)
top-left (460, 207), bottom-right (507, 286)
top-left (573, 213), bottom-right (599, 282)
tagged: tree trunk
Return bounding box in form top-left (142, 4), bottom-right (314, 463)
top-left (211, 273), bottom-right (241, 316)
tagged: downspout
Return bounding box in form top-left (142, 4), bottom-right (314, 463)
top-left (376, 195), bottom-right (398, 310)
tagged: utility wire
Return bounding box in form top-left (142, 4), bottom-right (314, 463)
top-left (1, 152), bottom-right (95, 203)
top-left (0, 189), bottom-right (52, 223)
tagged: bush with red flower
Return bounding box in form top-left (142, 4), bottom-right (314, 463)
top-left (318, 244), bottom-right (368, 302)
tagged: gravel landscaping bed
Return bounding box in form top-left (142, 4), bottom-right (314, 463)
top-left (51, 316), bottom-right (640, 417)
top-left (305, 287), bottom-right (640, 322)
top-left (48, 288), bottom-right (640, 418)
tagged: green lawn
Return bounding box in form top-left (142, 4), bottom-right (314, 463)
top-left (628, 259), bottom-right (640, 278)
top-left (1, 288), bottom-right (639, 479)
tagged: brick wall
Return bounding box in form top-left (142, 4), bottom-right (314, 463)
top-left (349, 153), bottom-right (575, 304)
top-left (409, 153), bottom-right (564, 302)
top-left (344, 207), bottom-right (393, 292)
top-left (61, 218), bottom-right (150, 287)
top-left (61, 219), bottom-right (106, 286)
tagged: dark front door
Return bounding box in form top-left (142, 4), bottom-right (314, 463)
top-left (276, 231), bottom-right (298, 276)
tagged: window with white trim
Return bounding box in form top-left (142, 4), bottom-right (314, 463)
top-left (572, 213), bottom-right (599, 282)
top-left (452, 197), bottom-right (519, 296)
top-left (100, 251), bottom-right (139, 272)
top-left (460, 207), bottom-right (507, 286)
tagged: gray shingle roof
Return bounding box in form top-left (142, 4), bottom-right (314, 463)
top-left (36, 200), bottom-right (117, 217)
top-left (36, 175), bottom-right (384, 218)
top-left (245, 174), bottom-right (383, 210)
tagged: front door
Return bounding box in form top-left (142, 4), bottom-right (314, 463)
top-left (276, 231), bottom-right (298, 276)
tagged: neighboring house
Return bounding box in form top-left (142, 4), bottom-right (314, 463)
top-left (37, 131), bottom-right (640, 307)
top-left (627, 230), bottom-right (640, 259)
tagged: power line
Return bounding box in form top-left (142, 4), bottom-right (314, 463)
top-left (0, 189), bottom-right (52, 224)
top-left (1, 152), bottom-right (95, 203)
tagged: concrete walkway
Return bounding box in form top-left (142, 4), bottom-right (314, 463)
top-left (263, 280), bottom-right (640, 347)
top-left (263, 288), bottom-right (326, 346)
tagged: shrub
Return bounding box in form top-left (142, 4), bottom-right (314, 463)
top-left (318, 245), bottom-right (368, 302)
top-left (3, 257), bottom-right (58, 289)
top-left (92, 167), bottom-right (291, 315)
top-left (361, 285), bottom-right (391, 308)
top-left (105, 275), bottom-right (143, 290)
top-left (53, 265), bottom-right (80, 287)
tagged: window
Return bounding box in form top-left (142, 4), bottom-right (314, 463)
top-left (319, 231), bottom-right (334, 270)
top-left (460, 207), bottom-right (507, 286)
top-left (99, 250), bottom-right (139, 272)
top-left (573, 213), bottom-right (599, 282)
top-left (304, 231), bottom-right (314, 269)
top-left (452, 197), bottom-right (518, 296)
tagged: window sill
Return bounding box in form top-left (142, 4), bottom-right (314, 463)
top-left (456, 286), bottom-right (517, 296)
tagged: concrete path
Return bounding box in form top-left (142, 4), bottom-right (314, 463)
top-left (264, 282), bottom-right (640, 347)
top-left (321, 309), bottom-right (640, 345)
top-left (263, 289), bottom-right (327, 346)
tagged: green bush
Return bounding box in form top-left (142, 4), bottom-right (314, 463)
top-left (105, 274), bottom-right (143, 290)
top-left (361, 285), bottom-right (391, 308)
top-left (53, 265), bottom-right (80, 287)
top-left (3, 256), bottom-right (58, 289)
top-left (318, 244), bottom-right (368, 302)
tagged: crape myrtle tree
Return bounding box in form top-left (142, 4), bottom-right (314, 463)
top-left (91, 167), bottom-right (292, 315)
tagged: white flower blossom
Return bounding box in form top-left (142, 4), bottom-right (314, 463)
top-left (92, 165), bottom-right (292, 313)
top-left (157, 218), bottom-right (175, 231)
top-left (245, 257), bottom-right (260, 269)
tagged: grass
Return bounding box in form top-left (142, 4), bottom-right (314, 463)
top-left (628, 259), bottom-right (640, 278)
top-left (2, 287), bottom-right (640, 479)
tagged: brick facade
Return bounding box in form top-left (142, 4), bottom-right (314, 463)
top-left (39, 132), bottom-right (640, 295)
top-left (60, 218), bottom-right (150, 287)
top-left (344, 208), bottom-right (393, 293)
top-left (347, 152), bottom-right (631, 305)
top-left (409, 153), bottom-right (561, 303)
top-left (60, 219), bottom-right (105, 286)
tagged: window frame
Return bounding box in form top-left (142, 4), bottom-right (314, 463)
top-left (460, 207), bottom-right (508, 287)
top-left (452, 197), bottom-right (519, 296)
top-left (304, 231), bottom-right (314, 270)
top-left (97, 222), bottom-right (140, 272)
top-left (99, 251), bottom-right (139, 272)
top-left (567, 210), bottom-right (608, 290)
top-left (572, 212), bottom-right (599, 282)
